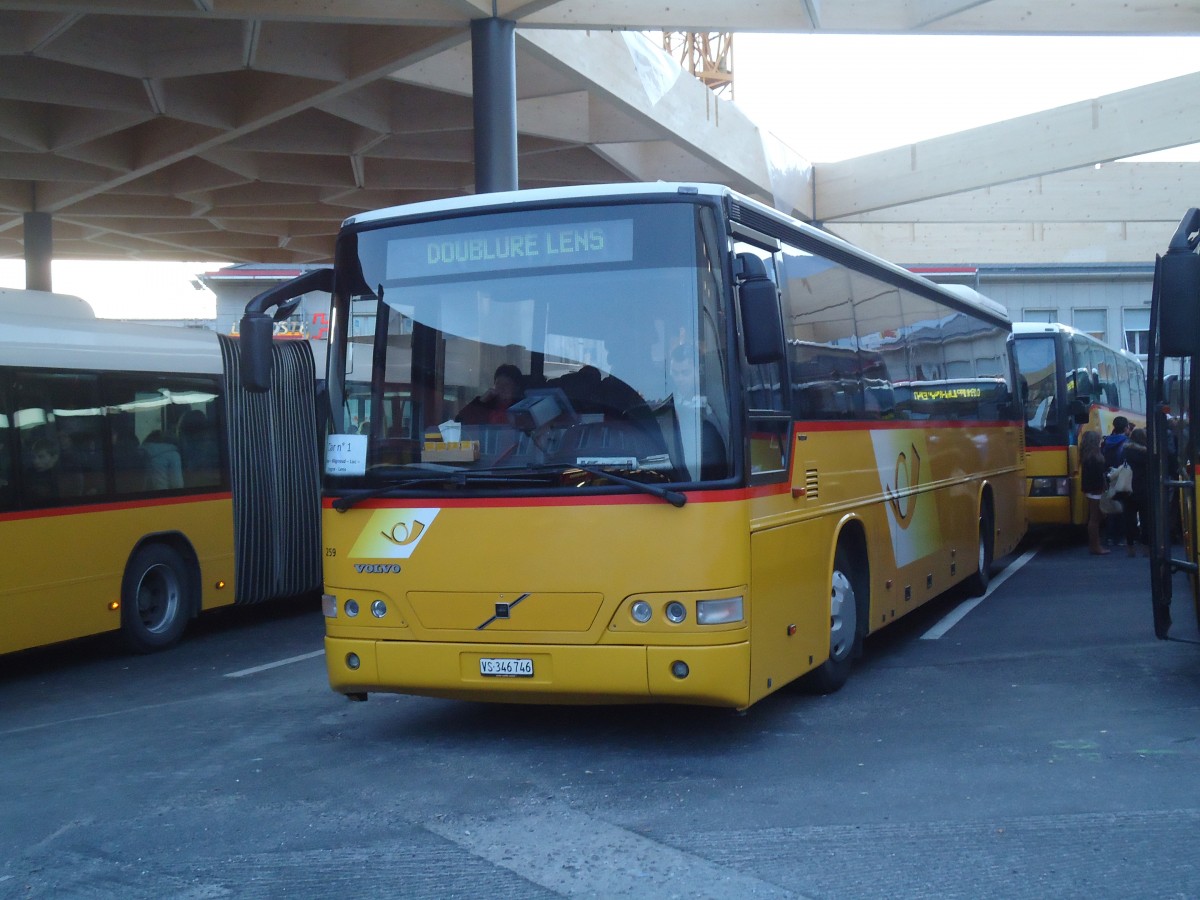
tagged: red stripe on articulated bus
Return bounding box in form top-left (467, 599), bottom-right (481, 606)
top-left (0, 491), bottom-right (233, 523)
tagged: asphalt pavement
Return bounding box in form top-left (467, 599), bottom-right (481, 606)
top-left (2, 530), bottom-right (1198, 899)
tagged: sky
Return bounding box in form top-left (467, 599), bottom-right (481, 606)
top-left (733, 33), bottom-right (1200, 162)
top-left (2, 34), bottom-right (1198, 318)
top-left (0, 258), bottom-right (218, 319)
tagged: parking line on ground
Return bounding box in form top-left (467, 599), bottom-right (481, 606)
top-left (224, 649), bottom-right (324, 678)
top-left (920, 543), bottom-right (1042, 640)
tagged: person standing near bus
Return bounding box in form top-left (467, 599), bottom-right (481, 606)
top-left (1102, 416), bottom-right (1132, 468)
top-left (1121, 427), bottom-right (1150, 557)
top-left (1101, 416), bottom-right (1132, 546)
top-left (1080, 429), bottom-right (1109, 555)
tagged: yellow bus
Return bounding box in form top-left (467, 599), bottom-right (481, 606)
top-left (1011, 322), bottom-right (1146, 527)
top-left (240, 183), bottom-right (1027, 709)
top-left (1147, 207), bottom-right (1200, 640)
top-left (0, 289), bottom-right (320, 655)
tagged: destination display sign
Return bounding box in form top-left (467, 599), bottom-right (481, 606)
top-left (387, 219), bottom-right (634, 279)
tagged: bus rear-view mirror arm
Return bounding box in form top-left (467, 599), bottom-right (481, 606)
top-left (239, 267), bottom-right (334, 393)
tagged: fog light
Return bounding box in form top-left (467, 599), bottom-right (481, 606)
top-left (665, 601), bottom-right (687, 623)
top-left (371, 599), bottom-right (387, 618)
top-left (346, 653), bottom-right (361, 670)
top-left (670, 660), bottom-right (689, 679)
top-left (322, 593), bottom-right (337, 618)
top-left (631, 600), bottom-right (652, 623)
top-left (345, 599), bottom-right (359, 617)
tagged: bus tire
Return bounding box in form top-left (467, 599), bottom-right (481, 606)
top-left (963, 496), bottom-right (994, 598)
top-left (120, 543), bottom-right (191, 653)
top-left (802, 540), bottom-right (864, 694)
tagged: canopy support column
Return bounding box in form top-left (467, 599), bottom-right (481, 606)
top-left (24, 211), bottom-right (52, 292)
top-left (471, 17), bottom-right (518, 194)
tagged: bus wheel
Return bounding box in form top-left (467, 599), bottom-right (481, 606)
top-left (121, 544), bottom-right (191, 653)
top-left (963, 499), bottom-right (994, 597)
top-left (802, 542), bottom-right (862, 694)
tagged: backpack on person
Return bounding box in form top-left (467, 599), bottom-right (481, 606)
top-left (1101, 433), bottom-right (1128, 469)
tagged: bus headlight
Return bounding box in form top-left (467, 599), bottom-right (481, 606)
top-left (630, 600), bottom-right (653, 623)
top-left (665, 601), bottom-right (687, 623)
top-left (696, 596), bottom-right (744, 625)
top-left (371, 599), bottom-right (388, 618)
top-left (345, 599), bottom-right (359, 617)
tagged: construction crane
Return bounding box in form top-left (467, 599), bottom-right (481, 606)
top-left (661, 32), bottom-right (733, 98)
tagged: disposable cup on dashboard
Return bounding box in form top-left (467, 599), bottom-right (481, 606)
top-left (439, 420), bottom-right (461, 442)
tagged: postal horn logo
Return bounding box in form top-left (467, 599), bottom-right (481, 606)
top-left (350, 509), bottom-right (439, 559)
top-left (871, 430), bottom-right (941, 569)
top-left (883, 444), bottom-right (921, 529)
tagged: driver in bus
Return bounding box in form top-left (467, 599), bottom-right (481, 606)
top-left (456, 363), bottom-right (525, 425)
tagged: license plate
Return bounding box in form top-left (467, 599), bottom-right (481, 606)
top-left (479, 657), bottom-right (533, 677)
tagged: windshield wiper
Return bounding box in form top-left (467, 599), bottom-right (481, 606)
top-left (332, 462), bottom-right (687, 511)
top-left (331, 466), bottom-right (461, 511)
top-left (541, 462), bottom-right (687, 507)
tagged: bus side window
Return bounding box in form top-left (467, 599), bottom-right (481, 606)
top-left (0, 386), bottom-right (12, 511)
top-left (177, 408), bottom-right (221, 487)
top-left (111, 413), bottom-right (146, 494)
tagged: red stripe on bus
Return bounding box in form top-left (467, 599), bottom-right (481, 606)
top-left (0, 492), bottom-right (233, 523)
top-left (795, 419), bottom-right (1021, 432)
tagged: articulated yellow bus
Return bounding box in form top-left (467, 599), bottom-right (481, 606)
top-left (241, 183), bottom-right (1026, 709)
top-left (1011, 322), bottom-right (1146, 527)
top-left (0, 289), bottom-right (320, 655)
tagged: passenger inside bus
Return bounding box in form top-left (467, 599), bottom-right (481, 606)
top-left (142, 430), bottom-right (183, 490)
top-left (24, 434), bottom-right (61, 503)
top-left (177, 409), bottom-right (220, 485)
top-left (456, 363), bottom-right (525, 425)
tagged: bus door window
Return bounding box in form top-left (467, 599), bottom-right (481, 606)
top-left (1071, 335), bottom-right (1103, 412)
top-left (1013, 336), bottom-right (1058, 437)
top-left (734, 240), bottom-right (788, 478)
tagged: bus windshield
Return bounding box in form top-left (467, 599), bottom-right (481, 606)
top-left (331, 202), bottom-right (733, 490)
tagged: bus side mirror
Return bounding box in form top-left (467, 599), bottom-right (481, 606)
top-left (1069, 398), bottom-right (1090, 425)
top-left (239, 267), bottom-right (334, 393)
top-left (1158, 208), bottom-right (1200, 358)
top-left (1158, 252), bottom-right (1200, 357)
top-left (736, 254), bottom-right (785, 365)
top-left (239, 312), bottom-right (276, 392)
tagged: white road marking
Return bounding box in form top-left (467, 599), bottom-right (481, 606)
top-left (920, 543), bottom-right (1042, 640)
top-left (223, 649), bottom-right (324, 678)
